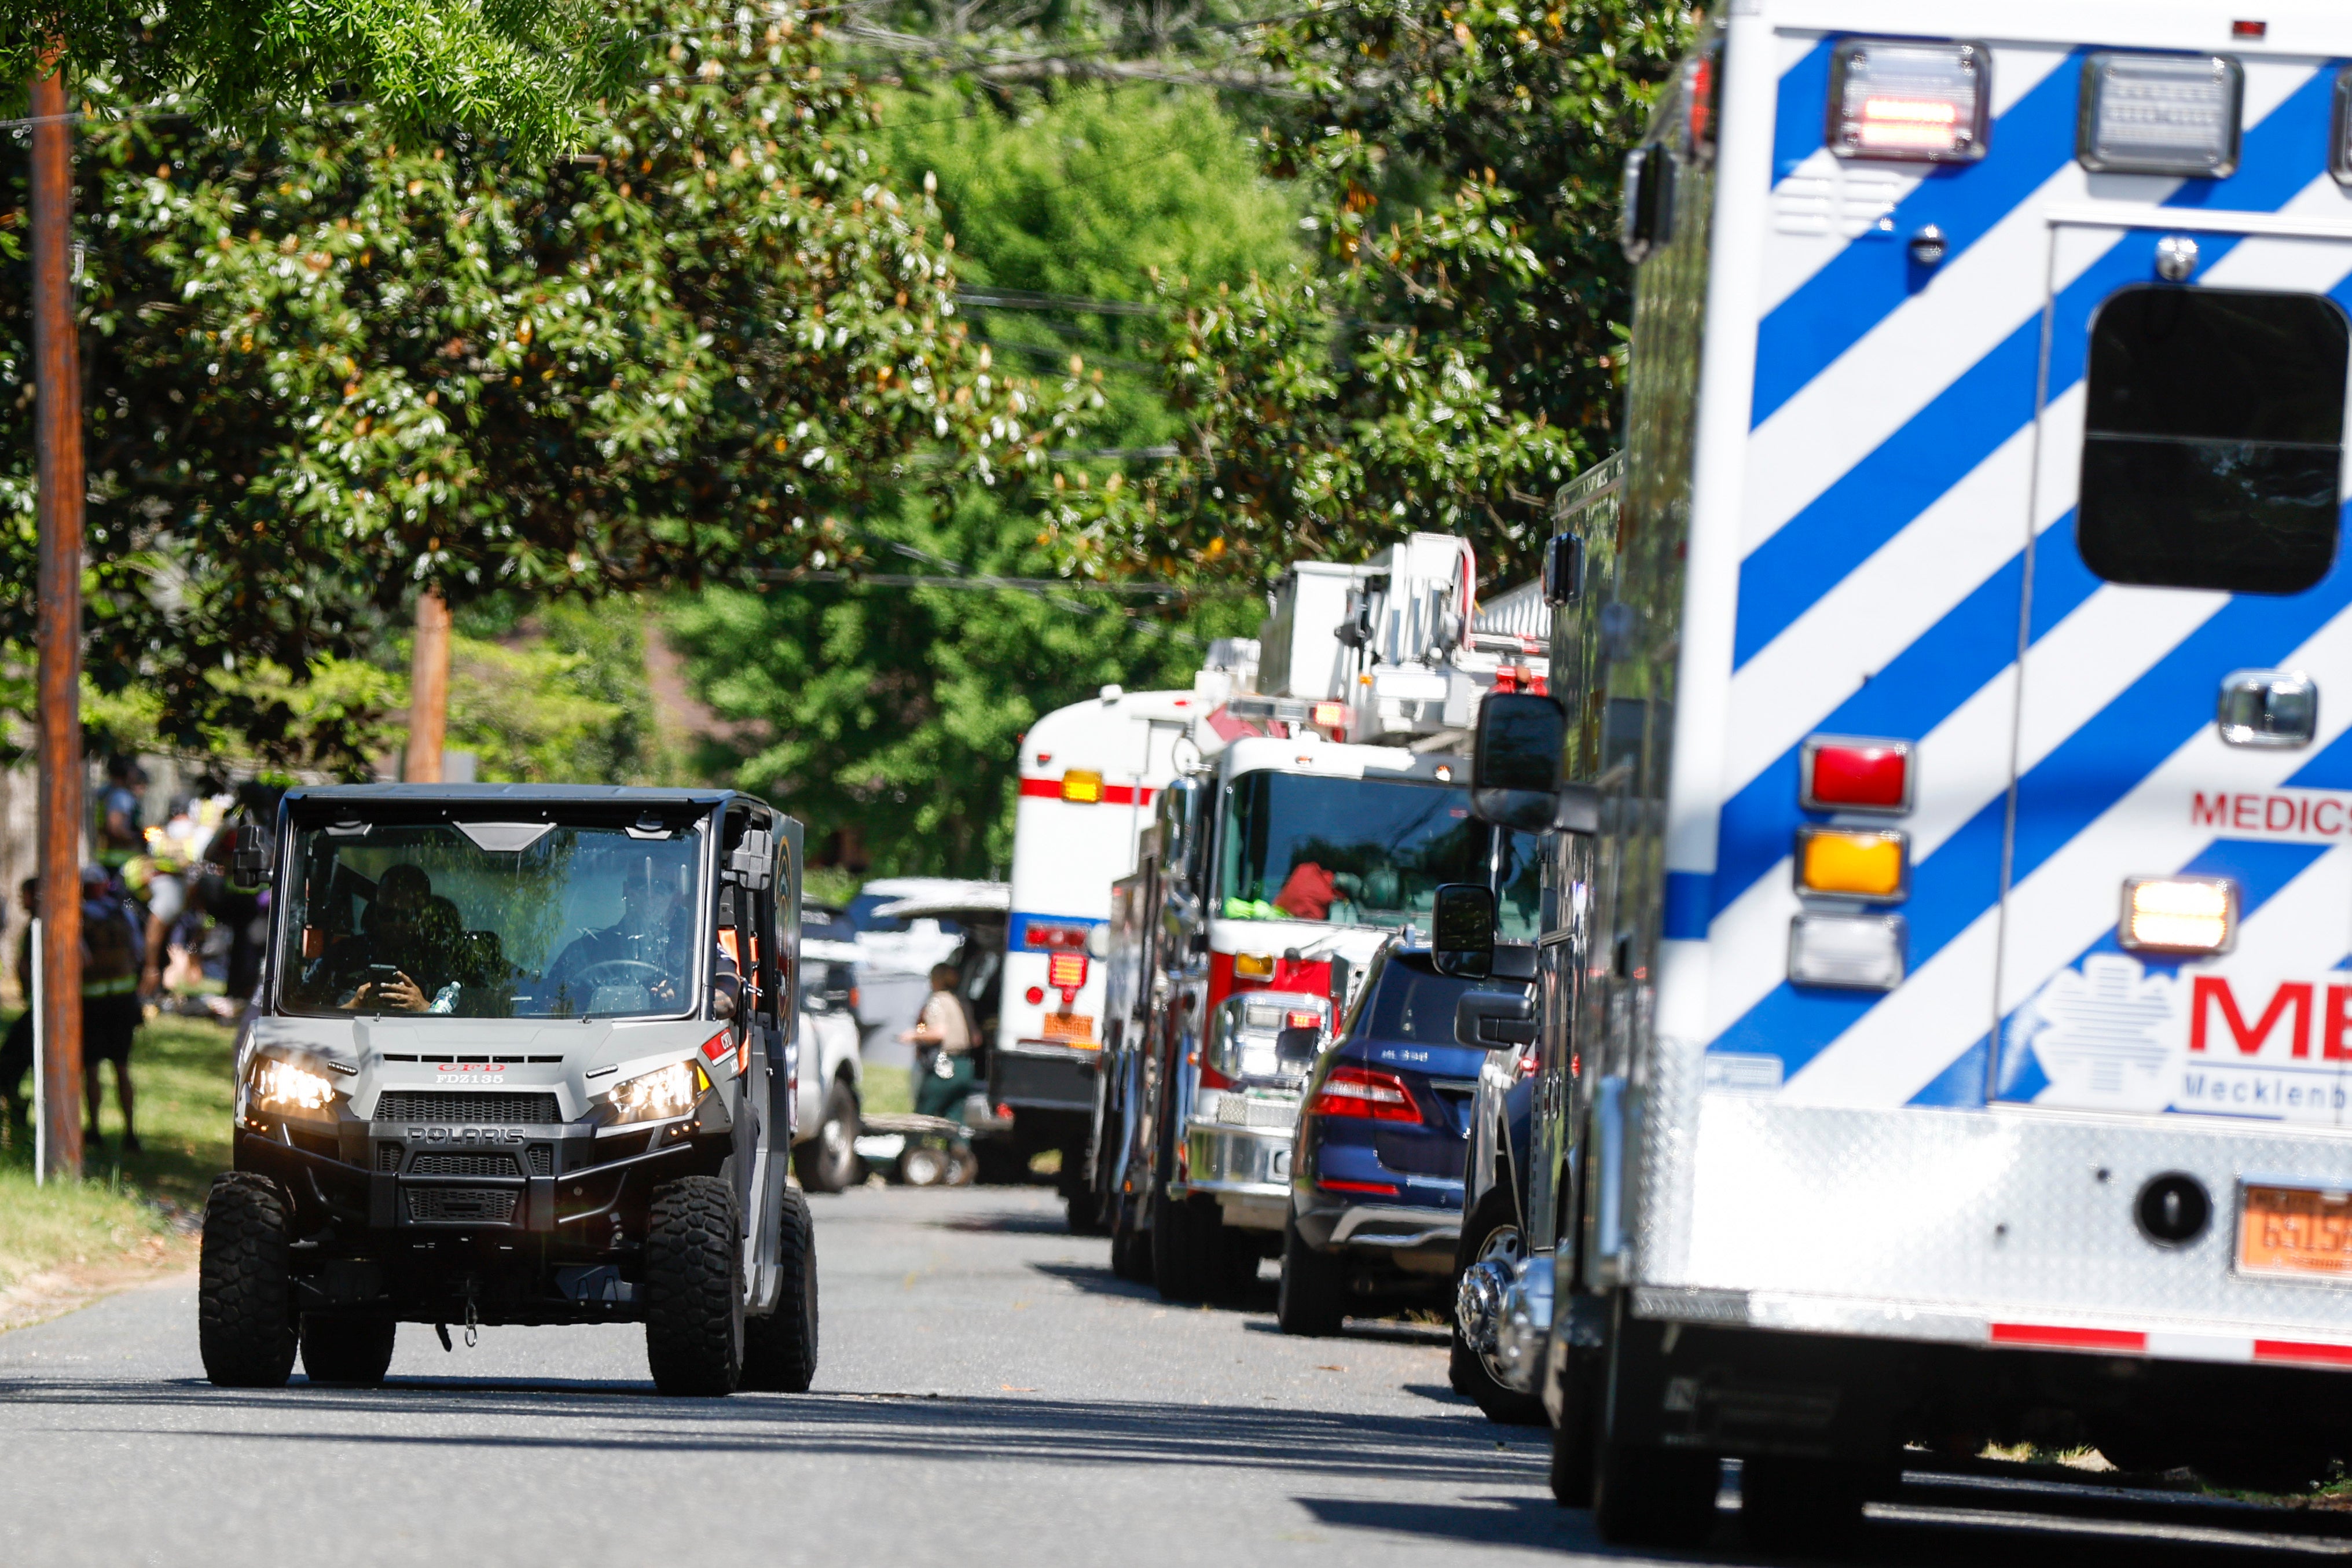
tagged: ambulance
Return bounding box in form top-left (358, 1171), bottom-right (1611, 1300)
top-left (1448, 0), bottom-right (2352, 1548)
top-left (995, 686), bottom-right (1197, 1228)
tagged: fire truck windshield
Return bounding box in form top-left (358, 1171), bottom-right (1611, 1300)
top-left (1217, 771), bottom-right (1539, 939)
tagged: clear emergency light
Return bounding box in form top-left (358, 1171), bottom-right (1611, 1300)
top-left (2078, 53), bottom-right (2243, 178)
top-left (2120, 876), bottom-right (2238, 954)
top-left (1788, 913), bottom-right (1906, 992)
top-left (1827, 38), bottom-right (1991, 164)
top-left (1801, 736), bottom-right (1913, 813)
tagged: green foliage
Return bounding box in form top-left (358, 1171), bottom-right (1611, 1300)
top-left (0, 0), bottom-right (628, 157)
top-left (446, 600), bottom-right (670, 783)
top-left (1056, 0), bottom-right (1691, 587)
top-left (666, 84), bottom-right (1285, 876)
top-left (0, 0), bottom-right (1070, 768)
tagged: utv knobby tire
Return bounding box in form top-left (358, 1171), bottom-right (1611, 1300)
top-left (742, 1187), bottom-right (819, 1393)
top-left (301, 1316), bottom-right (397, 1386)
top-left (1449, 1184), bottom-right (1548, 1425)
top-left (198, 1172), bottom-right (298, 1389)
top-left (1276, 1213), bottom-right (1350, 1336)
top-left (644, 1176), bottom-right (744, 1397)
top-left (792, 1078), bottom-right (861, 1195)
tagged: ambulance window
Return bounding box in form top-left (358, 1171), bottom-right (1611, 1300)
top-left (2079, 285), bottom-right (2349, 594)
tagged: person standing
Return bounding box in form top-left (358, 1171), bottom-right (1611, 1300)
top-left (80, 865), bottom-right (145, 1152)
top-left (903, 963), bottom-right (979, 1120)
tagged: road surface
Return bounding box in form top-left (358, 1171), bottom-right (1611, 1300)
top-left (1, 1184), bottom-right (2346, 1567)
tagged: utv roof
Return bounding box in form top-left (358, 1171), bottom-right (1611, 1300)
top-left (282, 784), bottom-right (745, 807)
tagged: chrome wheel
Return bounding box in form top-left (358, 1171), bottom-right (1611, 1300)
top-left (1469, 1224), bottom-right (1527, 1385)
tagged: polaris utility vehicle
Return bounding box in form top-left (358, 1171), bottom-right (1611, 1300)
top-left (1276, 934), bottom-right (1534, 1342)
top-left (197, 785), bottom-right (819, 1397)
top-left (1466, 0), bottom-right (2352, 1549)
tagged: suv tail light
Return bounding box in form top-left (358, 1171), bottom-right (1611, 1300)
top-left (1308, 1065), bottom-right (1422, 1122)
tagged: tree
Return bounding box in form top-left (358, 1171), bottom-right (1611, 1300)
top-left (1054, 0), bottom-right (1691, 589)
top-left (0, 0), bottom-right (1073, 767)
top-left (666, 83), bottom-right (1288, 875)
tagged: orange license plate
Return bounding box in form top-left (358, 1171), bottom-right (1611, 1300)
top-left (1041, 1012), bottom-right (1096, 1046)
top-left (2239, 1184), bottom-right (2352, 1278)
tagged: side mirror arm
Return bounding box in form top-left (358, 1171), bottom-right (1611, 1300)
top-left (1455, 992), bottom-right (1538, 1049)
top-left (1555, 783), bottom-right (1602, 835)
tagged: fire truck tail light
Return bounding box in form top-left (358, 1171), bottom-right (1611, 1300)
top-left (2122, 876), bottom-right (2238, 954)
top-left (1061, 769), bottom-right (1103, 803)
top-left (1285, 1009), bottom-right (1322, 1030)
top-left (1047, 952), bottom-right (1089, 990)
top-left (1829, 38), bottom-right (1991, 164)
top-left (1796, 827), bottom-right (1909, 900)
top-left (1802, 736), bottom-right (1911, 813)
top-left (1788, 913), bottom-right (1906, 992)
top-left (1309, 700), bottom-right (1349, 735)
top-left (2079, 52), bottom-right (2244, 179)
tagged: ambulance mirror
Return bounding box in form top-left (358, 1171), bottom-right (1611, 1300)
top-left (1430, 883), bottom-right (1496, 979)
top-left (1472, 692), bottom-right (1566, 831)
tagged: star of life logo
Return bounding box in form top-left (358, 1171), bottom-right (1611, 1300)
top-left (2009, 957), bottom-right (2352, 1120)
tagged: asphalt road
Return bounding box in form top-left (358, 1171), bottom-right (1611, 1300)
top-left (2, 1184), bottom-right (2350, 1568)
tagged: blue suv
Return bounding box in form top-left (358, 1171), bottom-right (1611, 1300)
top-left (1278, 941), bottom-right (1533, 1335)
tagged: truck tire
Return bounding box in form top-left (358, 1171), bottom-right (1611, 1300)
top-left (1740, 1455), bottom-right (1867, 1553)
top-left (1592, 1441), bottom-right (1718, 1548)
top-left (1448, 1184), bottom-right (1547, 1424)
top-left (1110, 1198), bottom-right (1153, 1284)
top-left (300, 1316), bottom-right (396, 1386)
top-left (743, 1187), bottom-right (819, 1393)
top-left (644, 1176), bottom-right (744, 1397)
top-left (1549, 1345), bottom-right (1601, 1507)
top-left (1064, 1180), bottom-right (1104, 1236)
top-left (793, 1078), bottom-right (861, 1194)
top-left (1276, 1213), bottom-right (1349, 1336)
top-left (1151, 1182), bottom-right (1206, 1302)
top-left (198, 1172), bottom-right (298, 1389)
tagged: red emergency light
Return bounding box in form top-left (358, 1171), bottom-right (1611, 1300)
top-left (1800, 735), bottom-right (1913, 814)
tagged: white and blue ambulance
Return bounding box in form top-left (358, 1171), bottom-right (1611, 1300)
top-left (1462, 0), bottom-right (2352, 1546)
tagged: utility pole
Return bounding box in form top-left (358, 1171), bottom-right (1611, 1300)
top-left (403, 587), bottom-right (451, 783)
top-left (28, 63), bottom-right (83, 1181)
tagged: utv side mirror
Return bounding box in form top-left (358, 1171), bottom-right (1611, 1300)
top-left (728, 828), bottom-right (773, 889)
top-left (1430, 883), bottom-right (1497, 979)
top-left (1456, 990), bottom-right (1538, 1049)
top-left (1472, 692), bottom-right (1567, 832)
top-left (231, 829), bottom-right (272, 886)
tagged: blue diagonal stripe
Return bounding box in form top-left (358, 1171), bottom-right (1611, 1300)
top-left (1772, 39), bottom-right (1834, 182)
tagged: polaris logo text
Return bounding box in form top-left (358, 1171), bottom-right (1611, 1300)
top-left (405, 1126), bottom-right (527, 1146)
top-left (2190, 788), bottom-right (2352, 843)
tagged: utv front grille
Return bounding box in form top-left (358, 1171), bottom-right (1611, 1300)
top-left (406, 1187), bottom-right (520, 1225)
top-left (525, 1143), bottom-right (553, 1176)
top-left (373, 1091), bottom-right (562, 1125)
top-left (377, 1144), bottom-right (404, 1173)
top-left (410, 1153), bottom-right (522, 1178)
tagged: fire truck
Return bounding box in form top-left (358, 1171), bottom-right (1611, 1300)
top-left (992, 686), bottom-right (1197, 1229)
top-left (1450, 0), bottom-right (2352, 1549)
top-left (1089, 535), bottom-right (1551, 1301)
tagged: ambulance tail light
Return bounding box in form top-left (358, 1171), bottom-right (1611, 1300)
top-left (2079, 53), bottom-right (2244, 179)
top-left (1061, 769), bottom-right (1103, 803)
top-left (1047, 952), bottom-right (1089, 990)
top-left (1788, 913), bottom-right (1907, 992)
top-left (1828, 38), bottom-right (1991, 164)
top-left (1795, 827), bottom-right (1909, 901)
top-left (1801, 736), bottom-right (1912, 813)
top-left (2121, 876), bottom-right (2239, 954)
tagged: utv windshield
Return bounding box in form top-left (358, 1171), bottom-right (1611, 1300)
top-left (1217, 772), bottom-right (1540, 939)
top-left (277, 815), bottom-right (707, 1020)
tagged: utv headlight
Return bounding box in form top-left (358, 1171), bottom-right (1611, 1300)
top-left (251, 1057), bottom-right (337, 1114)
top-left (608, 1059), bottom-right (707, 1125)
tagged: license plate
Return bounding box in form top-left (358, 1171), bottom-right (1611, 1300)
top-left (1042, 1012), bottom-right (1095, 1045)
top-left (2239, 1183), bottom-right (2352, 1279)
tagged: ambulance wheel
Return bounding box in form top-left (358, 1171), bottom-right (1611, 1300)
top-left (1276, 1214), bottom-right (1349, 1336)
top-left (1592, 1440), bottom-right (1719, 1548)
top-left (1110, 1199), bottom-right (1154, 1284)
top-left (198, 1173), bottom-right (298, 1389)
top-left (792, 1079), bottom-right (860, 1194)
top-left (1450, 1185), bottom-right (1546, 1424)
top-left (1740, 1455), bottom-right (1867, 1554)
top-left (1549, 1344), bottom-right (1602, 1507)
top-left (743, 1188), bottom-right (819, 1393)
top-left (300, 1316), bottom-right (395, 1386)
top-left (643, 1176), bottom-right (744, 1397)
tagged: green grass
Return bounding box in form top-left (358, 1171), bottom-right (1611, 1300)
top-left (0, 1012), bottom-right (234, 1288)
top-left (863, 1064), bottom-right (912, 1117)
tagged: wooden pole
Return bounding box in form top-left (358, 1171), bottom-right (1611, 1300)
top-left (404, 587), bottom-right (451, 783)
top-left (28, 64), bottom-right (82, 1181)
